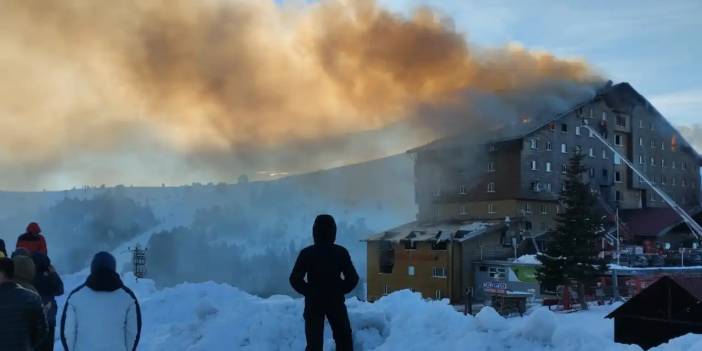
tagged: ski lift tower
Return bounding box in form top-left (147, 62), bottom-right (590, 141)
top-left (129, 244), bottom-right (148, 279)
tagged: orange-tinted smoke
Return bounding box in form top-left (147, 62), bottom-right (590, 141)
top-left (0, 0), bottom-right (599, 188)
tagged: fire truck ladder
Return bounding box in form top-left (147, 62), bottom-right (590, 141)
top-left (582, 124), bottom-right (702, 240)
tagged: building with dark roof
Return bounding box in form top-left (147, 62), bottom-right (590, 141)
top-left (606, 275), bottom-right (702, 349)
top-left (366, 82), bottom-right (702, 303)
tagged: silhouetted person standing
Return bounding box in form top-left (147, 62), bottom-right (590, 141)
top-left (290, 214), bottom-right (359, 351)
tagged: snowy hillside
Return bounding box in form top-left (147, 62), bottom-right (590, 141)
top-left (0, 154), bottom-right (415, 295)
top-left (54, 273), bottom-right (702, 351)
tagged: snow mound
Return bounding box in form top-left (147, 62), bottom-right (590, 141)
top-left (517, 307), bottom-right (556, 342)
top-left (514, 254), bottom-right (540, 264)
top-left (54, 275), bottom-right (702, 351)
top-left (476, 306), bottom-right (508, 331)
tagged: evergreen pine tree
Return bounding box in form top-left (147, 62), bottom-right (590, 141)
top-left (536, 153), bottom-right (608, 309)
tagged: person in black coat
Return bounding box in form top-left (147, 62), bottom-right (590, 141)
top-left (0, 257), bottom-right (48, 351)
top-left (0, 238), bottom-right (7, 257)
top-left (289, 214), bottom-right (359, 351)
top-left (31, 253), bottom-right (63, 351)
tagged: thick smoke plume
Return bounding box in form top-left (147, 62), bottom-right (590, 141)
top-left (0, 0), bottom-right (600, 189)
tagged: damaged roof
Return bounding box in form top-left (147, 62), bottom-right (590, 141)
top-left (407, 82), bottom-right (702, 161)
top-left (366, 220), bottom-right (505, 243)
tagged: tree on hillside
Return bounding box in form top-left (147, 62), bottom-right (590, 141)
top-left (536, 153), bottom-right (608, 309)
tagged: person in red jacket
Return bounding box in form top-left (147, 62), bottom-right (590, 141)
top-left (16, 222), bottom-right (48, 255)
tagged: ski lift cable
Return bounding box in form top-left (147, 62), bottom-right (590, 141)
top-left (581, 124), bottom-right (702, 240)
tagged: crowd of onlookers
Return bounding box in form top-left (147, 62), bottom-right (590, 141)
top-left (0, 222), bottom-right (141, 351)
top-left (1, 215), bottom-right (362, 351)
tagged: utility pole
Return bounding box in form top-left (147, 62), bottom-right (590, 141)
top-left (616, 208), bottom-right (620, 266)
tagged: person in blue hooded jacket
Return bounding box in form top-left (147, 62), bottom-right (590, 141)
top-left (60, 252), bottom-right (141, 351)
top-left (289, 214), bottom-right (359, 351)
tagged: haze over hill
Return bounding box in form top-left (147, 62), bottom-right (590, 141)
top-left (0, 154), bottom-right (414, 297)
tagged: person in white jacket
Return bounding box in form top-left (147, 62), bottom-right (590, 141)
top-left (60, 252), bottom-right (141, 351)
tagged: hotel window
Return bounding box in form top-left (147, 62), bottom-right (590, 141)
top-left (615, 134), bottom-right (623, 146)
top-left (540, 204), bottom-right (548, 214)
top-left (588, 168), bottom-right (595, 178)
top-left (639, 137), bottom-right (644, 146)
top-left (432, 267), bottom-right (447, 278)
top-left (650, 122), bottom-right (654, 131)
top-left (588, 148), bottom-right (594, 158)
top-left (650, 157), bottom-right (655, 166)
top-left (561, 123), bottom-right (568, 132)
top-left (661, 142), bottom-right (665, 150)
top-left (561, 163), bottom-right (568, 174)
top-left (682, 178), bottom-right (687, 187)
top-left (652, 175), bottom-right (657, 184)
top-left (487, 182), bottom-right (496, 193)
top-left (575, 126), bottom-right (581, 136)
top-left (615, 191), bottom-right (622, 202)
top-left (602, 168), bottom-right (608, 179)
top-left (488, 203), bottom-right (496, 214)
top-left (672, 161), bottom-right (676, 169)
top-left (529, 138), bottom-right (538, 150)
top-left (651, 192), bottom-right (656, 202)
top-left (488, 161), bottom-right (496, 172)
top-left (523, 202), bottom-right (532, 214)
top-left (531, 160), bottom-right (538, 170)
top-left (615, 171), bottom-right (622, 182)
top-left (639, 155), bottom-right (644, 164)
top-left (561, 144), bottom-right (567, 153)
top-left (545, 183), bottom-right (552, 192)
top-left (682, 161), bottom-right (687, 170)
top-left (672, 177), bottom-right (677, 186)
top-left (489, 144), bottom-right (496, 152)
top-left (404, 240), bottom-right (417, 250)
top-left (639, 119), bottom-right (644, 128)
top-left (661, 175), bottom-right (667, 185)
top-left (435, 290), bottom-right (442, 299)
top-left (556, 205), bottom-right (561, 214)
top-left (616, 115), bottom-right (626, 127)
top-left (589, 129), bottom-right (595, 138)
top-left (546, 162), bottom-right (552, 172)
top-left (531, 182), bottom-right (542, 192)
top-left (602, 112), bottom-right (607, 120)
top-left (459, 185), bottom-right (466, 194)
top-left (546, 141), bottom-right (552, 151)
top-left (459, 205), bottom-right (467, 215)
top-left (561, 183), bottom-right (567, 191)
top-left (408, 265), bottom-right (415, 276)
top-left (614, 154), bottom-right (622, 165)
top-left (650, 139), bottom-right (656, 148)
top-left (589, 108), bottom-right (594, 118)
top-left (602, 149), bottom-right (608, 159)
top-left (661, 159), bottom-right (665, 168)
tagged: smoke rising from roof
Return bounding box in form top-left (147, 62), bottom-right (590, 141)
top-left (0, 0), bottom-right (601, 189)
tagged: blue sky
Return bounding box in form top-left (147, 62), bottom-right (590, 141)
top-left (380, 0), bottom-right (702, 127)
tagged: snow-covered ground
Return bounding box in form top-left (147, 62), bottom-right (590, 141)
top-left (53, 273), bottom-right (702, 351)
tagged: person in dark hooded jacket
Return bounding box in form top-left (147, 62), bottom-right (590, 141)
top-left (32, 252), bottom-right (63, 351)
top-left (289, 214), bottom-right (359, 351)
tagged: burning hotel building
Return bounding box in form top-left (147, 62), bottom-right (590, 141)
top-left (366, 82), bottom-right (702, 303)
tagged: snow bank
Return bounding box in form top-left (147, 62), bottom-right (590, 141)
top-left (514, 254), bottom-right (540, 264)
top-left (54, 274), bottom-right (702, 351)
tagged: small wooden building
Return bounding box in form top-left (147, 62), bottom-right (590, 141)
top-left (606, 275), bottom-right (702, 349)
